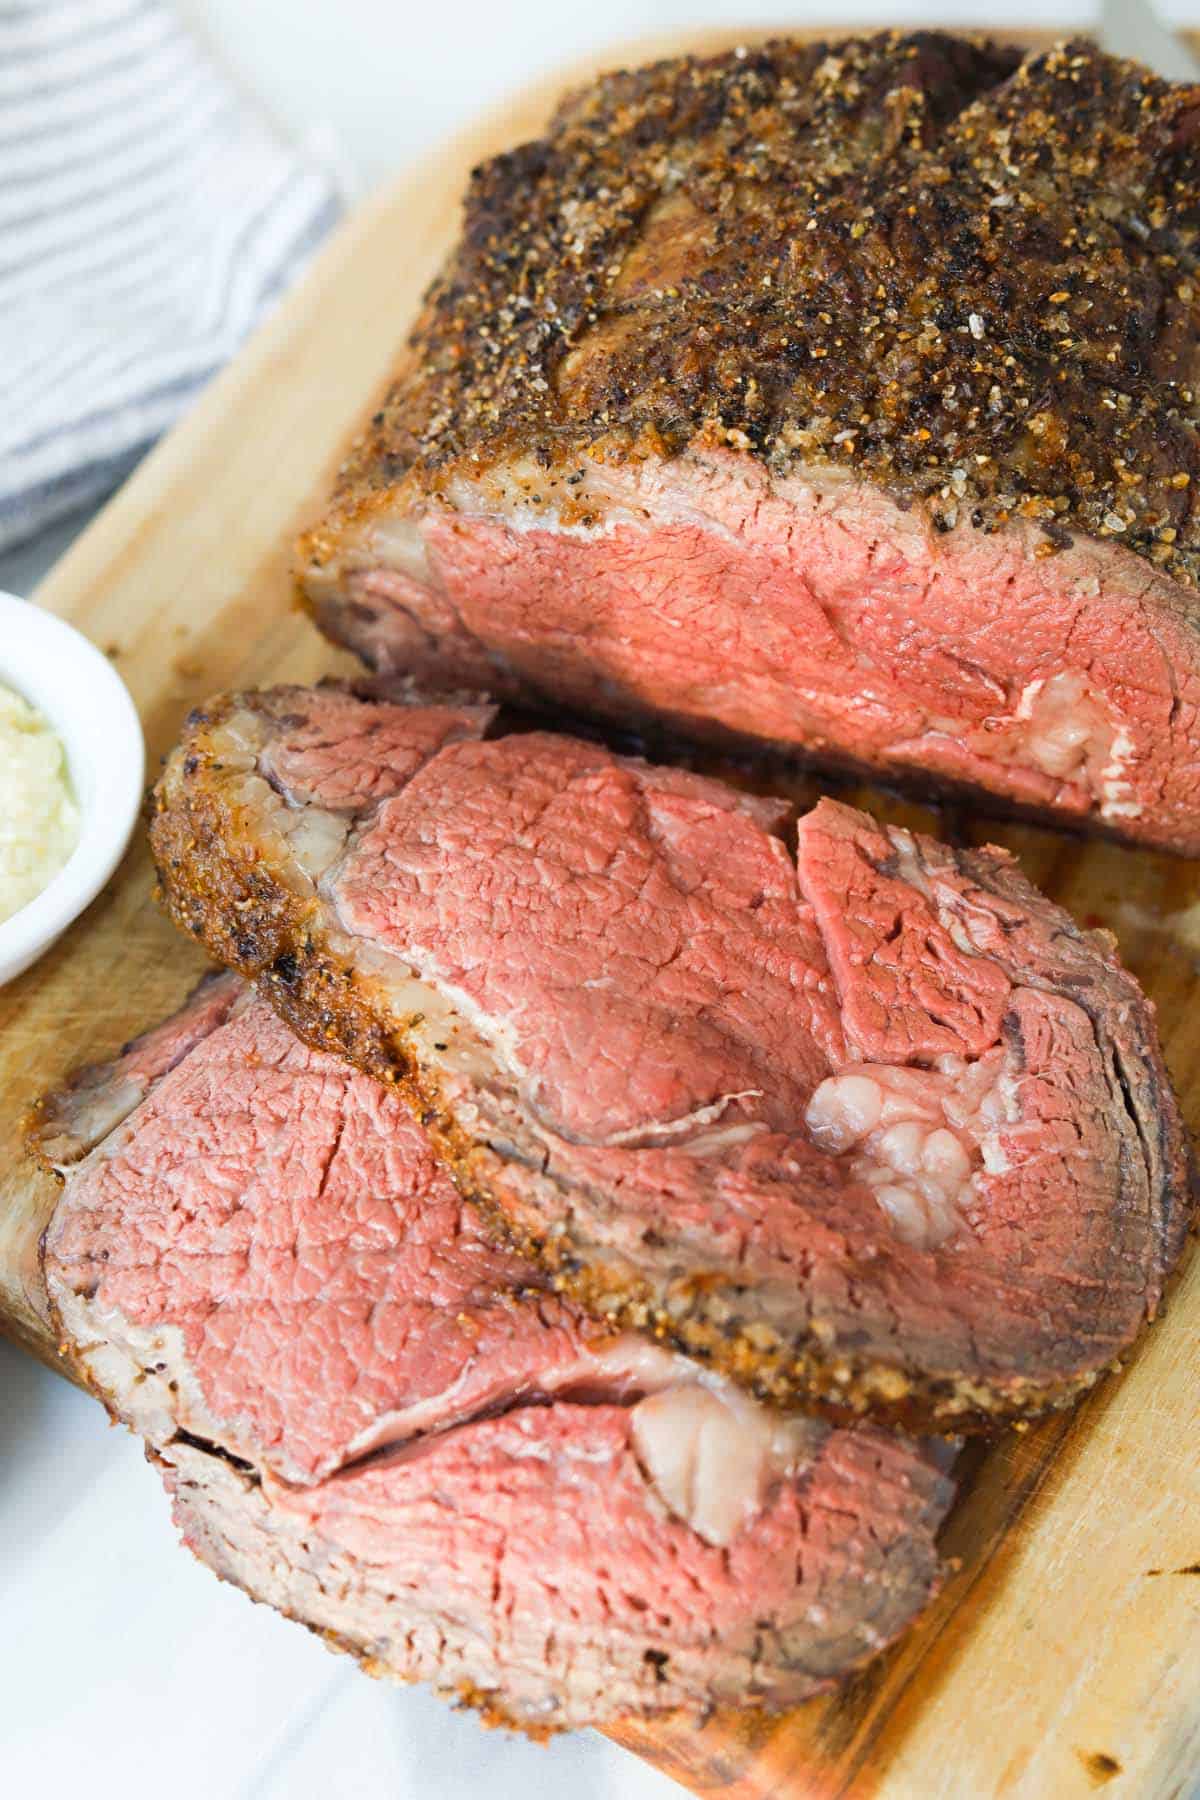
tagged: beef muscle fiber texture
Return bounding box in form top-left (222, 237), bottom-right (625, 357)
top-left (37, 976), bottom-right (952, 1728)
top-left (149, 685), bottom-right (1192, 1431)
top-left (299, 32), bottom-right (1200, 853)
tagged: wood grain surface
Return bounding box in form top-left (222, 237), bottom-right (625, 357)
top-left (2, 27), bottom-right (1198, 1798)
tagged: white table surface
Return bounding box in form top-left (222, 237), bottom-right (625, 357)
top-left (5, 5), bottom-right (1200, 1797)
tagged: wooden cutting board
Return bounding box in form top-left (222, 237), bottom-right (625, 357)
top-left (3, 27), bottom-right (1200, 1799)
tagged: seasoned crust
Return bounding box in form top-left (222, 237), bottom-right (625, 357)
top-left (305, 33), bottom-right (1200, 588)
top-left (149, 688), bottom-right (1194, 1434)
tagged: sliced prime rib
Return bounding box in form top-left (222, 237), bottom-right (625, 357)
top-left (149, 684), bottom-right (1192, 1431)
top-left (36, 976), bottom-right (953, 1728)
top-left (298, 33), bottom-right (1200, 853)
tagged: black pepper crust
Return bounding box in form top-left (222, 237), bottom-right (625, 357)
top-left (322, 31), bottom-right (1200, 582)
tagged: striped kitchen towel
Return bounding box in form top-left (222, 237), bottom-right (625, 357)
top-left (0, 0), bottom-right (345, 553)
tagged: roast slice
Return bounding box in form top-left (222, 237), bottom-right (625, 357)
top-left (37, 977), bottom-right (952, 1729)
top-left (299, 33), bottom-right (1200, 853)
top-left (149, 685), bottom-right (1191, 1430)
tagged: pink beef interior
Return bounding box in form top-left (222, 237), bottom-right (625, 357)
top-left (337, 732), bottom-right (843, 1143)
top-left (46, 994), bottom-right (590, 1486)
top-left (321, 457), bottom-right (1200, 851)
top-left (41, 980), bottom-right (952, 1727)
top-left (321, 717), bottom-right (1183, 1404)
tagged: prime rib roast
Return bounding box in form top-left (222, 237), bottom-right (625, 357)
top-left (36, 975), bottom-right (952, 1728)
top-left (24, 30), bottom-right (1200, 1738)
top-left (149, 684), bottom-right (1191, 1433)
top-left (298, 33), bottom-right (1200, 854)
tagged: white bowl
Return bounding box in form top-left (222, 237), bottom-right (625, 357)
top-left (0, 591), bottom-right (144, 985)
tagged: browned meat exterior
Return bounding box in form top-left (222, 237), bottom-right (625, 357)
top-left (299, 33), bottom-right (1200, 852)
top-left (149, 685), bottom-right (1192, 1431)
top-left (36, 977), bottom-right (952, 1728)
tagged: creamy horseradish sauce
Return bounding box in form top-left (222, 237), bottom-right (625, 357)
top-left (0, 683), bottom-right (79, 925)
